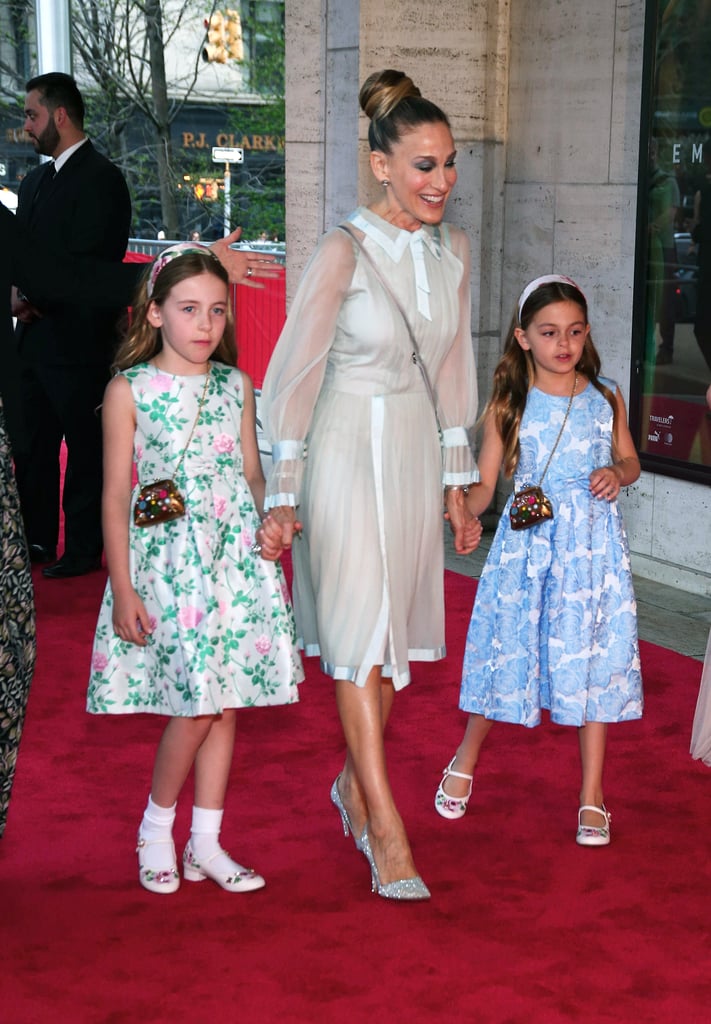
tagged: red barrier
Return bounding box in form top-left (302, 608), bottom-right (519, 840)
top-left (232, 266), bottom-right (286, 389)
top-left (124, 252), bottom-right (286, 389)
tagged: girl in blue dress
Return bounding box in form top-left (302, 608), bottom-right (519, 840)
top-left (435, 275), bottom-right (643, 845)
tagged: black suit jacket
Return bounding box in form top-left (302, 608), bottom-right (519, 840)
top-left (14, 139), bottom-right (132, 367)
top-left (1, 204), bottom-right (142, 451)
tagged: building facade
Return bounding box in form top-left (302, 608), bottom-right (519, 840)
top-left (283, 0), bottom-right (711, 596)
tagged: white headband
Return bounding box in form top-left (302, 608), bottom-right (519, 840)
top-left (147, 243), bottom-right (220, 298)
top-left (517, 274), bottom-right (586, 322)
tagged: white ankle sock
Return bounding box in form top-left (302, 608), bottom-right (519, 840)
top-left (139, 796), bottom-right (177, 871)
top-left (189, 806), bottom-right (223, 861)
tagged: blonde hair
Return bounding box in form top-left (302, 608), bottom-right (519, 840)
top-left (487, 280), bottom-right (616, 477)
top-left (359, 69), bottom-right (450, 154)
top-left (113, 252), bottom-right (236, 372)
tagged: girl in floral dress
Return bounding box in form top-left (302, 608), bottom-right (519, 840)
top-left (87, 244), bottom-right (302, 894)
top-left (434, 275), bottom-right (643, 845)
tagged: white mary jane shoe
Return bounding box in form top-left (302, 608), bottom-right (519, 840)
top-left (182, 841), bottom-right (266, 892)
top-left (434, 756), bottom-right (473, 820)
top-left (576, 804), bottom-right (611, 847)
top-left (136, 834), bottom-right (181, 894)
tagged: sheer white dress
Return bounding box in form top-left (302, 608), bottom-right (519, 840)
top-left (691, 629), bottom-right (711, 765)
top-left (261, 207), bottom-right (479, 689)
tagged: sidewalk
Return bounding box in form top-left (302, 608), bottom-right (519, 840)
top-left (444, 526), bottom-right (711, 662)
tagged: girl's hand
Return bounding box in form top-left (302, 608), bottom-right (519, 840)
top-left (589, 466), bottom-right (621, 502)
top-left (112, 588), bottom-right (153, 647)
top-left (459, 515), bottom-right (483, 555)
top-left (255, 507), bottom-right (303, 561)
top-left (445, 488), bottom-right (483, 555)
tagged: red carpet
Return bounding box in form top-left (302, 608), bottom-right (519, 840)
top-left (2, 565), bottom-right (709, 1023)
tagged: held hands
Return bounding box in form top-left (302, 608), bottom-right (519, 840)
top-left (112, 587), bottom-right (153, 647)
top-left (210, 227), bottom-right (281, 288)
top-left (445, 488), bottom-right (483, 556)
top-left (254, 506), bottom-right (303, 562)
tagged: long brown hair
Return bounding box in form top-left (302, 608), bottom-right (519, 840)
top-left (112, 251), bottom-right (236, 372)
top-left (487, 280), bottom-right (616, 477)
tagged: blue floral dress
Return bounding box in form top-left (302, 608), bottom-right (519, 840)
top-left (87, 362), bottom-right (303, 717)
top-left (459, 378), bottom-right (643, 728)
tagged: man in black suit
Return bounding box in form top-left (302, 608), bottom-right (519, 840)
top-left (10, 73), bottom-right (132, 578)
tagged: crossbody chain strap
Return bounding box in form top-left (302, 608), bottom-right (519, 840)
top-left (537, 372), bottom-right (578, 487)
top-left (172, 365), bottom-right (211, 480)
top-left (338, 223), bottom-right (441, 432)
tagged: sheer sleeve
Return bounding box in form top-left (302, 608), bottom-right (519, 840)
top-left (436, 226), bottom-right (479, 485)
top-left (261, 229), bottom-right (355, 508)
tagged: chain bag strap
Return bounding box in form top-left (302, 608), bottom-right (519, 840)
top-left (509, 373), bottom-right (577, 531)
top-left (338, 223), bottom-right (442, 435)
top-left (134, 366), bottom-right (211, 527)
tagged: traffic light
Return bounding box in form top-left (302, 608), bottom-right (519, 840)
top-left (225, 9), bottom-right (244, 61)
top-left (203, 11), bottom-right (227, 63)
top-left (202, 9), bottom-right (243, 63)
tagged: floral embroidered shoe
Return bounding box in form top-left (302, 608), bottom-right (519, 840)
top-left (182, 841), bottom-right (266, 892)
top-left (576, 805), bottom-right (611, 846)
top-left (434, 756), bottom-right (473, 820)
top-left (136, 834), bottom-right (180, 894)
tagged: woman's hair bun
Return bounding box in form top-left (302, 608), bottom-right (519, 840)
top-left (359, 69), bottom-right (421, 122)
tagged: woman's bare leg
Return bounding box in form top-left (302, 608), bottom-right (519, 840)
top-left (335, 668), bottom-right (418, 885)
top-left (338, 675), bottom-right (395, 838)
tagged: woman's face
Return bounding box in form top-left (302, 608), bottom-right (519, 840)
top-left (372, 121), bottom-right (457, 231)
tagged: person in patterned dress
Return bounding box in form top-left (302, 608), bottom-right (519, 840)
top-left (87, 244), bottom-right (303, 894)
top-left (435, 275), bottom-right (643, 846)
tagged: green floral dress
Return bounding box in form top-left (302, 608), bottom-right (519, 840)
top-left (87, 362), bottom-right (303, 717)
top-left (0, 403), bottom-right (36, 837)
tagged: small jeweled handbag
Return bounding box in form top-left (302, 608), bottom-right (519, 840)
top-left (509, 374), bottom-right (577, 531)
top-left (134, 369), bottom-right (211, 528)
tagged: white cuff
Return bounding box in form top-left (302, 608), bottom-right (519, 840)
top-left (442, 426), bottom-right (469, 448)
top-left (272, 440), bottom-right (305, 462)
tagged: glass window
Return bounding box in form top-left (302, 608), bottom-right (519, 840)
top-left (631, 0), bottom-right (711, 482)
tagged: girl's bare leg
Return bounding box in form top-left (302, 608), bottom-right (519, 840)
top-left (193, 709), bottom-right (237, 809)
top-left (578, 721), bottom-right (608, 826)
top-left (440, 713), bottom-right (494, 799)
top-left (150, 715), bottom-right (216, 808)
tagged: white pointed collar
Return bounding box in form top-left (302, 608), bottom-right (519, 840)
top-left (349, 209), bottom-right (441, 320)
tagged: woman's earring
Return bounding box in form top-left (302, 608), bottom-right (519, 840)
top-left (381, 179), bottom-right (390, 187)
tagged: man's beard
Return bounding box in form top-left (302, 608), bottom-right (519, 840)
top-left (32, 116), bottom-right (60, 157)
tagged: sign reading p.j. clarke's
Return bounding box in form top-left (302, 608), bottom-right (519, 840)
top-left (182, 132), bottom-right (284, 152)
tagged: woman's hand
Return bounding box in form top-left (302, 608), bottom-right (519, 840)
top-left (112, 587), bottom-right (153, 647)
top-left (210, 227), bottom-right (280, 287)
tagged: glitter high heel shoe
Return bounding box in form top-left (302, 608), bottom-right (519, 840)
top-left (359, 825), bottom-right (431, 901)
top-left (136, 833), bottom-right (180, 894)
top-left (182, 842), bottom-right (266, 892)
top-left (434, 756), bottom-right (473, 820)
top-left (576, 805), bottom-right (611, 847)
top-left (330, 774), bottom-right (363, 851)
